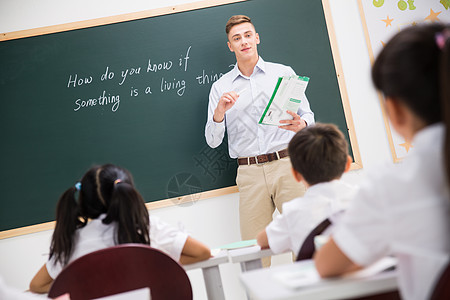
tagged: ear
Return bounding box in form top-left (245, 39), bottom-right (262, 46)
top-left (291, 167), bottom-right (303, 183)
top-left (256, 32), bottom-right (260, 45)
top-left (227, 41), bottom-right (234, 53)
top-left (344, 155), bottom-right (352, 173)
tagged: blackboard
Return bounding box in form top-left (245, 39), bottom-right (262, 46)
top-left (0, 0), bottom-right (358, 233)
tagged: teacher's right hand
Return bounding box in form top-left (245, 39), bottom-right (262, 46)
top-left (213, 91), bottom-right (239, 122)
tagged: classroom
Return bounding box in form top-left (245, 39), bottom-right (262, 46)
top-left (0, 0), bottom-right (449, 299)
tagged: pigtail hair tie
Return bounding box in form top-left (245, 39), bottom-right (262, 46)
top-left (436, 30), bottom-right (450, 50)
top-left (114, 179), bottom-right (122, 185)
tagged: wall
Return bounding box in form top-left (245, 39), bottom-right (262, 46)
top-left (0, 0), bottom-right (392, 299)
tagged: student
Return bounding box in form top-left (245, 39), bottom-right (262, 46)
top-left (205, 15), bottom-right (315, 265)
top-left (256, 123), bottom-right (355, 257)
top-left (314, 24), bottom-right (450, 300)
top-left (29, 164), bottom-right (211, 294)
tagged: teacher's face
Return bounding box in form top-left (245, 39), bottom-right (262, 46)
top-left (227, 22), bottom-right (260, 62)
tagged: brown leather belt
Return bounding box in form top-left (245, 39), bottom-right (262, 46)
top-left (237, 149), bottom-right (289, 166)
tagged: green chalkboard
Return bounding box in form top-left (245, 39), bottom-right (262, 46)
top-left (0, 0), bottom-right (354, 232)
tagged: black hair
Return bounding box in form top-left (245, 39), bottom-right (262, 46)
top-left (288, 123), bottom-right (349, 185)
top-left (372, 23), bottom-right (450, 187)
top-left (49, 164), bottom-right (150, 266)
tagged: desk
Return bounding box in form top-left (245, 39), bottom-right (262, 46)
top-left (184, 249), bottom-right (229, 300)
top-left (228, 245), bottom-right (274, 272)
top-left (240, 260), bottom-right (398, 300)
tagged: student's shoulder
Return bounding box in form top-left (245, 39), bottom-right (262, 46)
top-left (281, 196), bottom-right (311, 214)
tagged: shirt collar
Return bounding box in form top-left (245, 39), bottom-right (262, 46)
top-left (231, 56), bottom-right (266, 82)
top-left (411, 122), bottom-right (444, 151)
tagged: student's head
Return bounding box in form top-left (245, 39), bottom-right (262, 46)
top-left (372, 23), bottom-right (449, 136)
top-left (226, 15), bottom-right (260, 61)
top-left (371, 23), bottom-right (450, 184)
top-left (50, 164), bottom-right (150, 266)
top-left (288, 123), bottom-right (351, 186)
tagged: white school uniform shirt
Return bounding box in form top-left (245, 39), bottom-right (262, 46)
top-left (46, 214), bottom-right (188, 279)
top-left (266, 179), bottom-right (357, 256)
top-left (333, 123), bottom-right (450, 300)
top-left (205, 57), bottom-right (315, 158)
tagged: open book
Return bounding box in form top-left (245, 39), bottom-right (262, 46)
top-left (259, 75), bottom-right (310, 126)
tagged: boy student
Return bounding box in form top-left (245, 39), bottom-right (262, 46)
top-left (257, 123), bottom-right (355, 257)
top-left (205, 15), bottom-right (315, 261)
top-left (314, 24), bottom-right (450, 300)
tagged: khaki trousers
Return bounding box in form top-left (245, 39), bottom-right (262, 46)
top-left (236, 157), bottom-right (306, 266)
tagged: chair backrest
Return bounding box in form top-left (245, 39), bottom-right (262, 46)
top-left (430, 259), bottom-right (450, 300)
top-left (296, 218), bottom-right (331, 261)
top-left (48, 244), bottom-right (192, 300)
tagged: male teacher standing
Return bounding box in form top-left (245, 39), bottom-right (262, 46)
top-left (205, 15), bottom-right (315, 262)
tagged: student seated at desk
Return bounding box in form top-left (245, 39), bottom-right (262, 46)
top-left (314, 24), bottom-right (450, 300)
top-left (29, 164), bottom-right (211, 294)
top-left (257, 123), bottom-right (356, 258)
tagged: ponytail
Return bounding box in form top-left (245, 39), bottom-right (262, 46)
top-left (49, 186), bottom-right (85, 266)
top-left (103, 182), bottom-right (150, 245)
top-left (440, 29), bottom-right (450, 188)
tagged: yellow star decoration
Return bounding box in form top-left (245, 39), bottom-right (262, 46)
top-left (425, 9), bottom-right (441, 22)
top-left (399, 141), bottom-right (413, 153)
top-left (381, 16), bottom-right (394, 27)
top-left (411, 21), bottom-right (418, 26)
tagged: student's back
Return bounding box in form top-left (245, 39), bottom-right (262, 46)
top-left (29, 164), bottom-right (210, 294)
top-left (333, 123), bottom-right (449, 299)
top-left (257, 123), bottom-right (355, 256)
top-left (314, 23), bottom-right (450, 300)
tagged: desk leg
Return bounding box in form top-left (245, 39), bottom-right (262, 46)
top-left (202, 266), bottom-right (226, 300)
top-left (241, 259), bottom-right (262, 272)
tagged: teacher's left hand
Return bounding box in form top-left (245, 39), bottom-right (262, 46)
top-left (278, 110), bottom-right (307, 133)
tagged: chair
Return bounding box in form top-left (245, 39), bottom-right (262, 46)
top-left (430, 260), bottom-right (450, 300)
top-left (296, 218), bottom-right (331, 261)
top-left (48, 244), bottom-right (192, 300)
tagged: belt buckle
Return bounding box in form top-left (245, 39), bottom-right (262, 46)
top-left (255, 156), bottom-right (261, 165)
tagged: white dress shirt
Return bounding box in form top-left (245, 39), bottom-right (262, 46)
top-left (205, 57), bottom-right (315, 158)
top-left (333, 123), bottom-right (450, 300)
top-left (46, 214), bottom-right (188, 279)
top-left (266, 179), bottom-right (356, 256)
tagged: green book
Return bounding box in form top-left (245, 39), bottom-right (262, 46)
top-left (259, 75), bottom-right (310, 126)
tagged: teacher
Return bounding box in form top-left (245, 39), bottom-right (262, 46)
top-left (205, 15), bottom-right (315, 265)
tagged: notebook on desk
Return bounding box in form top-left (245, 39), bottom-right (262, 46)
top-left (273, 257), bottom-right (397, 290)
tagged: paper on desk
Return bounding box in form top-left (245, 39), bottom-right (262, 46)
top-left (218, 239), bottom-right (257, 250)
top-left (259, 75), bottom-right (309, 126)
top-left (342, 256), bottom-right (397, 279)
top-left (273, 257), bottom-right (397, 290)
top-left (272, 262), bottom-right (321, 289)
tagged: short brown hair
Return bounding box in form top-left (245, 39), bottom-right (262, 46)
top-left (226, 15), bottom-right (253, 35)
top-left (288, 123), bottom-right (349, 185)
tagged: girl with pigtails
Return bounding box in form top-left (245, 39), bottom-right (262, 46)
top-left (315, 23), bottom-right (450, 300)
top-left (29, 164), bottom-right (211, 294)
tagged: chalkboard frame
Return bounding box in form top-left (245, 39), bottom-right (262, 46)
top-left (0, 0), bottom-right (361, 239)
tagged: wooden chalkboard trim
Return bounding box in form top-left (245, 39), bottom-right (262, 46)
top-left (0, 0), bottom-right (246, 42)
top-left (0, 186), bottom-right (239, 240)
top-left (323, 0), bottom-right (363, 170)
top-left (356, 0), bottom-right (399, 163)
